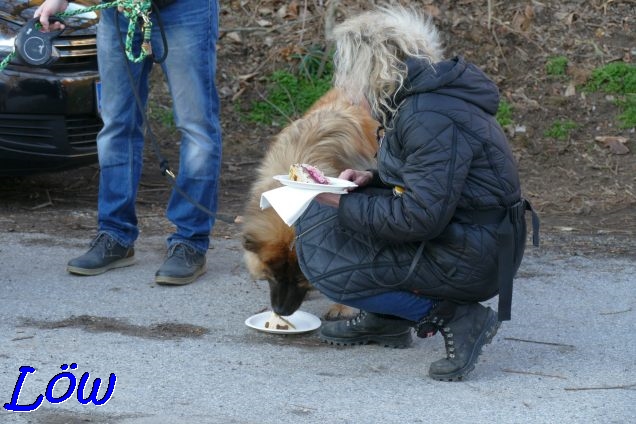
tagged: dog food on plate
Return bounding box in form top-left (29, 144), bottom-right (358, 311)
top-left (264, 312), bottom-right (296, 330)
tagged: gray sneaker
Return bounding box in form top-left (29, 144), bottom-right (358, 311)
top-left (67, 233), bottom-right (135, 276)
top-left (155, 243), bottom-right (206, 286)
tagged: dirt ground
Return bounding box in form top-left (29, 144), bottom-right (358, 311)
top-left (0, 0), bottom-right (635, 256)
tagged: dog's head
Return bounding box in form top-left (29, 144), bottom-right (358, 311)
top-left (242, 216), bottom-right (311, 316)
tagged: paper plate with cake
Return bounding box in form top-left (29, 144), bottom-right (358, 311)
top-left (273, 163), bottom-right (357, 192)
top-left (245, 310), bottom-right (322, 334)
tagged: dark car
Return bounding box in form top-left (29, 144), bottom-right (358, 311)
top-left (0, 0), bottom-right (102, 176)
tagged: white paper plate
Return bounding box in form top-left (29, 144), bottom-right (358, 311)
top-left (245, 310), bottom-right (322, 334)
top-left (273, 175), bottom-right (357, 193)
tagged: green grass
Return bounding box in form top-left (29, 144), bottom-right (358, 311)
top-left (544, 120), bottom-right (578, 140)
top-left (545, 56), bottom-right (568, 77)
top-left (584, 62), bottom-right (636, 94)
top-left (293, 44), bottom-right (334, 81)
top-left (248, 70), bottom-right (331, 125)
top-left (616, 94), bottom-right (636, 128)
top-left (148, 103), bottom-right (175, 128)
top-left (582, 62), bottom-right (636, 128)
top-left (248, 46), bottom-right (333, 125)
top-left (496, 100), bottom-right (513, 127)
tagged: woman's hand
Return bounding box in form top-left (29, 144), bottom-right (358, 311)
top-left (314, 192), bottom-right (341, 208)
top-left (314, 169), bottom-right (373, 208)
top-left (338, 169), bottom-right (373, 189)
top-left (34, 0), bottom-right (68, 32)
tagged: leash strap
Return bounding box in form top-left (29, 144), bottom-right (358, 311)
top-left (113, 9), bottom-right (234, 225)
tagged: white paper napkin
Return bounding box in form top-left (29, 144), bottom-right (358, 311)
top-left (260, 186), bottom-right (329, 226)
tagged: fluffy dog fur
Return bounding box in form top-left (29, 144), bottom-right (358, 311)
top-left (242, 88), bottom-right (379, 319)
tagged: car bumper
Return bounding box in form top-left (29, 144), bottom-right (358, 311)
top-left (0, 69), bottom-right (102, 176)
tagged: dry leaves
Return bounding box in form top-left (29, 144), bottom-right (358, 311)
top-left (511, 4), bottom-right (535, 32)
top-left (595, 136), bottom-right (630, 155)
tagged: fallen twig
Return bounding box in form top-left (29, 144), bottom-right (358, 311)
top-left (502, 368), bottom-right (567, 380)
top-left (29, 190), bottom-right (53, 210)
top-left (599, 307), bottom-right (632, 315)
top-left (564, 383), bottom-right (636, 392)
top-left (503, 337), bottom-right (576, 349)
top-left (490, 28), bottom-right (511, 74)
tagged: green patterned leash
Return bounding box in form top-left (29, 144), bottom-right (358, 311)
top-left (0, 0), bottom-right (153, 71)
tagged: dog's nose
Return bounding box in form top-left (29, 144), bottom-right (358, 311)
top-left (272, 305), bottom-right (290, 316)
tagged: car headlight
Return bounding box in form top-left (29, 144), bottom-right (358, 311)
top-left (0, 22), bottom-right (19, 57)
top-left (0, 38), bottom-right (13, 56)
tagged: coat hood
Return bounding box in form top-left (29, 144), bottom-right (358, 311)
top-left (396, 56), bottom-right (501, 116)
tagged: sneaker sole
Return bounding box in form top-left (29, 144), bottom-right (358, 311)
top-left (319, 330), bottom-right (413, 349)
top-left (155, 266), bottom-right (206, 286)
top-left (429, 311), bottom-right (501, 382)
top-left (67, 257), bottom-right (136, 276)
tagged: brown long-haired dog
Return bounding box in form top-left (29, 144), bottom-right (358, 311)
top-left (242, 88), bottom-right (379, 318)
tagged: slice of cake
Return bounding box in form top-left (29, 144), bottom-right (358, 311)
top-left (289, 163), bottom-right (330, 185)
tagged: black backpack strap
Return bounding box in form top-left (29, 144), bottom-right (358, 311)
top-left (455, 199), bottom-right (540, 321)
top-left (497, 199), bottom-right (540, 321)
top-left (453, 205), bottom-right (513, 320)
top-left (525, 199), bottom-right (541, 247)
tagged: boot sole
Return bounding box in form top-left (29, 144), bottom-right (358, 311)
top-left (429, 312), bottom-right (501, 382)
top-left (67, 257), bottom-right (136, 276)
top-left (155, 266), bottom-right (206, 286)
top-left (319, 330), bottom-right (413, 348)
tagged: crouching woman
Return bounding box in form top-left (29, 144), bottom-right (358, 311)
top-left (295, 6), bottom-right (538, 381)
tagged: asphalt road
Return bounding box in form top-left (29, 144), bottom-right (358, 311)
top-left (0, 231), bottom-right (634, 424)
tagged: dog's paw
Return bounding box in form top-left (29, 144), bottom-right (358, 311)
top-left (323, 304), bottom-right (359, 321)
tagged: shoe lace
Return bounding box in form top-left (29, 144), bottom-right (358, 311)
top-left (345, 310), bottom-right (368, 327)
top-left (90, 232), bottom-right (114, 251)
top-left (167, 243), bottom-right (196, 260)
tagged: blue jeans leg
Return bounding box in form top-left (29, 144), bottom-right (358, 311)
top-left (157, 0), bottom-right (222, 253)
top-left (96, 8), bottom-right (153, 248)
top-left (95, 0), bottom-right (222, 253)
top-left (338, 291), bottom-right (436, 322)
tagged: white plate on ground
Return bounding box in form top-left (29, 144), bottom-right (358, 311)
top-left (273, 175), bottom-right (357, 192)
top-left (245, 310), bottom-right (322, 334)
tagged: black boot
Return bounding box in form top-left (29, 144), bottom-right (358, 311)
top-left (418, 302), bottom-right (500, 381)
top-left (319, 311), bottom-right (413, 348)
top-left (67, 232), bottom-right (135, 276)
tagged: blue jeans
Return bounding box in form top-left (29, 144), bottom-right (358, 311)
top-left (332, 291), bottom-right (435, 322)
top-left (96, 0), bottom-right (222, 253)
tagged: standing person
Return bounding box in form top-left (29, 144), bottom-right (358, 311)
top-left (295, 5), bottom-right (538, 381)
top-left (35, 0), bottom-right (223, 285)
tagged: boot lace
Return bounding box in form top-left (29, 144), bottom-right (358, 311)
top-left (415, 314), bottom-right (441, 339)
top-left (345, 310), bottom-right (368, 327)
top-left (418, 315), bottom-right (454, 358)
top-left (439, 324), bottom-right (455, 359)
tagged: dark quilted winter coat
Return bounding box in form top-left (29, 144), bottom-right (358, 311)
top-left (296, 56), bottom-right (523, 304)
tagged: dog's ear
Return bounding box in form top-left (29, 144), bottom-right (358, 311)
top-left (242, 233), bottom-right (261, 253)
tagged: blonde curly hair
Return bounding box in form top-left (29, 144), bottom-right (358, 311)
top-left (329, 4), bottom-right (444, 127)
